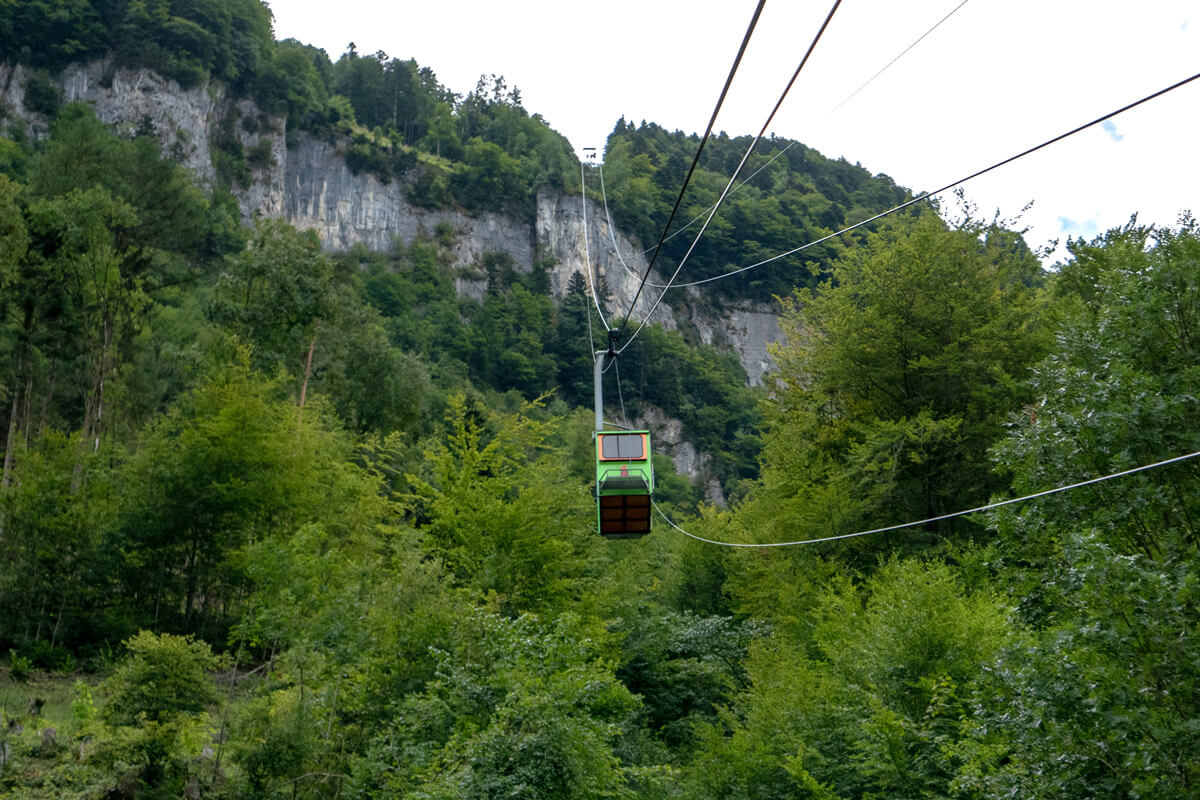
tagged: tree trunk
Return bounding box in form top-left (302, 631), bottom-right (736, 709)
top-left (297, 323), bottom-right (320, 427)
top-left (73, 320), bottom-right (112, 493)
top-left (2, 385), bottom-right (19, 492)
top-left (38, 358), bottom-right (56, 438)
top-left (20, 369), bottom-right (32, 445)
top-left (0, 380), bottom-right (20, 539)
top-left (184, 530), bottom-right (200, 629)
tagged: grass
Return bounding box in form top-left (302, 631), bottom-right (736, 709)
top-left (0, 670), bottom-right (86, 729)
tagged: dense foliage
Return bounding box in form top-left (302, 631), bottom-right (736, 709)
top-left (600, 120), bottom-right (912, 304)
top-left (1, 1), bottom-right (578, 218)
top-left (2, 4), bottom-right (1200, 799)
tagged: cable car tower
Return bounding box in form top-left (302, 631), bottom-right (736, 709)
top-left (594, 331), bottom-right (654, 538)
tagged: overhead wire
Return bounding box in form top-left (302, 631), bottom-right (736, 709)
top-left (609, 0), bottom-right (964, 284)
top-left (631, 141), bottom-right (800, 260)
top-left (620, 0), bottom-right (768, 330)
top-left (615, 358), bottom-right (629, 429)
top-left (598, 159), bottom-right (642, 284)
top-left (583, 281), bottom-right (598, 357)
top-left (619, 0), bottom-right (845, 355)
top-left (579, 159), bottom-right (611, 347)
top-left (655, 450), bottom-right (1200, 548)
top-left (589, 13), bottom-right (1200, 547)
top-left (600, 143), bottom-right (800, 287)
top-left (832, 0), bottom-right (970, 112)
top-left (661, 68), bottom-right (1200, 290)
top-left (619, 1), bottom-right (966, 266)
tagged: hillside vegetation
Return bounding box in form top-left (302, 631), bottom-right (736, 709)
top-left (2, 2), bottom-right (1200, 799)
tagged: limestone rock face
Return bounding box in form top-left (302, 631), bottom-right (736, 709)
top-left (281, 136), bottom-right (537, 265)
top-left (535, 190), bottom-right (675, 331)
top-left (59, 62), bottom-right (223, 182)
top-left (686, 292), bottom-right (784, 387)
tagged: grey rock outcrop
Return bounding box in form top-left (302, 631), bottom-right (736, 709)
top-left (686, 291), bottom-right (784, 387)
top-left (2, 61), bottom-right (221, 180)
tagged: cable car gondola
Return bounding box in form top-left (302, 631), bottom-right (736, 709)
top-left (595, 429), bottom-right (654, 538)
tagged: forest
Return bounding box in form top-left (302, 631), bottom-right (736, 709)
top-left (2, 1), bottom-right (1200, 799)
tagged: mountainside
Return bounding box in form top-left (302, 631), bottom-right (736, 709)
top-left (1, 60), bottom-right (785, 385)
top-left (5, 6), bottom-right (1200, 799)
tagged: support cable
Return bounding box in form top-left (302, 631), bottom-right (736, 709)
top-left (631, 143), bottom-right (799, 261)
top-left (601, 143), bottom-right (799, 284)
top-left (580, 160), bottom-right (611, 344)
top-left (663, 69), bottom-right (1200, 290)
top-left (620, 0), bottom-right (844, 354)
top-left (654, 450), bottom-right (1200, 548)
top-left (621, 0), bottom-right (768, 328)
top-left (615, 358), bottom-right (629, 429)
top-left (832, 0), bottom-right (969, 111)
top-left (632, 2), bottom-right (963, 258)
top-left (583, 279), bottom-right (597, 357)
top-left (615, 4), bottom-right (961, 264)
top-left (599, 160), bottom-right (644, 283)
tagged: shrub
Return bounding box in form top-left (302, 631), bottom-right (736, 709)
top-left (101, 631), bottom-right (226, 726)
top-left (23, 69), bottom-right (62, 118)
top-left (8, 649), bottom-right (32, 683)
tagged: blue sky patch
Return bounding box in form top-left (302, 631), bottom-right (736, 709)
top-left (1059, 216), bottom-right (1101, 237)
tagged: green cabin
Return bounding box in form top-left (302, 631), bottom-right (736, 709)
top-left (595, 430), bottom-right (654, 538)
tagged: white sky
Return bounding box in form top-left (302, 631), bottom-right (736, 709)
top-left (266, 0), bottom-right (1199, 265)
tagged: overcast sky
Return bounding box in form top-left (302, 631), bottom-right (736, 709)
top-left (267, 0), bottom-right (1199, 264)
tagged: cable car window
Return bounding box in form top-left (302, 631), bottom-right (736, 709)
top-left (600, 434), bottom-right (644, 460)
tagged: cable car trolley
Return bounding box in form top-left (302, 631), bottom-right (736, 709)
top-left (595, 429), bottom-right (654, 537)
top-left (592, 333), bottom-right (654, 538)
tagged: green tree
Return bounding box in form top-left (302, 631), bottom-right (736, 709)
top-left (750, 212), bottom-right (1048, 557)
top-left (210, 217), bottom-right (339, 404)
top-left (407, 395), bottom-right (597, 616)
top-left (690, 558), bottom-right (1012, 800)
top-left (103, 631), bottom-right (225, 725)
top-left (420, 100), bottom-right (463, 160)
top-left (548, 271), bottom-right (601, 406)
top-left (26, 187), bottom-right (145, 452)
top-left (969, 539), bottom-right (1200, 799)
top-left (450, 139), bottom-right (526, 214)
top-left (260, 38), bottom-right (331, 124)
top-left (0, 174), bottom-right (30, 482)
top-left (94, 631), bottom-right (227, 797)
top-left (0, 430), bottom-right (116, 653)
top-left (969, 219), bottom-right (1200, 798)
top-left (0, 0), bottom-right (108, 70)
top-left (353, 612), bottom-right (641, 800)
top-left (991, 219), bottom-right (1200, 568)
top-left (29, 105), bottom-right (212, 270)
top-left (1, 107), bottom-right (224, 472)
top-left (114, 355), bottom-right (366, 637)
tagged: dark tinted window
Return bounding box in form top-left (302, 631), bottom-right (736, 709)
top-left (601, 434), bottom-right (644, 459)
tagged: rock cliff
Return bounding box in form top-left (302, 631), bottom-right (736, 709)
top-left (2, 59), bottom-right (784, 488)
top-left (2, 60), bottom-right (780, 377)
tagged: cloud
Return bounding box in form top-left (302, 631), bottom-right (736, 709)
top-left (1058, 216), bottom-right (1101, 238)
top-left (1101, 120), bottom-right (1124, 142)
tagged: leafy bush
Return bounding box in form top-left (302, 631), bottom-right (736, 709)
top-left (22, 69), bottom-right (61, 118)
top-left (8, 649), bottom-right (32, 683)
top-left (101, 631), bottom-right (225, 726)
